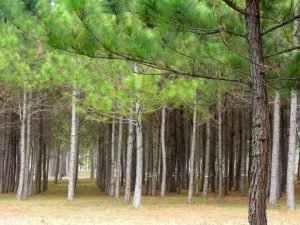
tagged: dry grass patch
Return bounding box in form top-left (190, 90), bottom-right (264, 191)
top-left (0, 178), bottom-right (299, 225)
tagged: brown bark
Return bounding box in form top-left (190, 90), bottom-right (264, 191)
top-left (245, 1), bottom-right (269, 224)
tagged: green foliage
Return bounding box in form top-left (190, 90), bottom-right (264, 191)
top-left (0, 0), bottom-right (299, 143)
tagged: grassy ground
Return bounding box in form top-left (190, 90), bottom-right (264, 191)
top-left (0, 175), bottom-right (299, 225)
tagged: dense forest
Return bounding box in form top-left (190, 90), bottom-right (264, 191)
top-left (0, 1), bottom-right (299, 225)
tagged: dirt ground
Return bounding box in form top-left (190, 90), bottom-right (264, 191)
top-left (0, 177), bottom-right (299, 225)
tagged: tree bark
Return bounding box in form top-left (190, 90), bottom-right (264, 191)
top-left (202, 120), bottom-right (211, 197)
top-left (90, 147), bottom-right (95, 180)
top-left (23, 89), bottom-right (32, 196)
top-left (298, 151), bottom-right (300, 181)
top-left (151, 114), bottom-right (159, 196)
top-left (160, 106), bottom-right (167, 198)
top-left (115, 117), bottom-right (123, 198)
top-left (218, 97), bottom-right (223, 199)
top-left (245, 1), bottom-right (269, 224)
top-left (16, 88), bottom-right (27, 200)
top-left (0, 115), bottom-right (4, 193)
top-left (109, 117), bottom-right (116, 197)
top-left (286, 90), bottom-right (297, 210)
top-left (269, 91), bottom-right (281, 206)
top-left (187, 94), bottom-right (197, 203)
top-left (133, 107), bottom-right (143, 208)
top-left (125, 112), bottom-right (134, 203)
top-left (54, 143), bottom-right (60, 184)
top-left (240, 106), bottom-right (247, 196)
top-left (67, 86), bottom-right (78, 201)
top-left (133, 62), bottom-right (144, 208)
top-left (223, 94), bottom-right (228, 195)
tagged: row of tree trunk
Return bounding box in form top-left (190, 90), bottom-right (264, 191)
top-left (0, 94), bottom-right (51, 198)
top-left (0, 90), bottom-right (298, 213)
top-left (90, 91), bottom-right (298, 210)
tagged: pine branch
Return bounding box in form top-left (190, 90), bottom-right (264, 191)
top-left (1, 8), bottom-right (247, 84)
top-left (222, 0), bottom-right (245, 15)
top-left (184, 26), bottom-right (245, 37)
top-left (261, 15), bottom-right (300, 36)
top-left (124, 9), bottom-right (245, 37)
top-left (265, 46), bottom-right (300, 58)
top-left (267, 77), bottom-right (300, 82)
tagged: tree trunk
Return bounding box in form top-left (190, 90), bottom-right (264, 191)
top-left (133, 62), bottom-right (144, 208)
top-left (90, 147), bottom-right (95, 180)
top-left (202, 120), bottom-right (211, 197)
top-left (234, 109), bottom-right (241, 192)
top-left (151, 114), bottom-right (159, 196)
top-left (228, 107), bottom-right (234, 191)
top-left (187, 94), bottom-right (197, 203)
top-left (109, 117), bottom-right (115, 197)
top-left (67, 86), bottom-right (78, 201)
top-left (0, 115), bottom-right (4, 193)
top-left (298, 151), bottom-right (300, 181)
top-left (125, 111), bottom-right (134, 202)
top-left (160, 106), bottom-right (167, 198)
top-left (210, 125), bottom-right (216, 193)
top-left (245, 1), bottom-right (269, 224)
top-left (240, 106), bottom-right (247, 196)
top-left (286, 90), bottom-right (297, 210)
top-left (218, 97), bottom-right (223, 199)
top-left (54, 143), bottom-right (60, 184)
top-left (223, 95), bottom-right (228, 195)
top-left (16, 88), bottom-right (27, 200)
top-left (23, 89), bottom-right (32, 196)
top-left (115, 117), bottom-right (123, 198)
top-left (133, 108), bottom-right (143, 208)
top-left (269, 91), bottom-right (281, 206)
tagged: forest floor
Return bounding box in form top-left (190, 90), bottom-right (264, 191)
top-left (0, 173), bottom-right (300, 225)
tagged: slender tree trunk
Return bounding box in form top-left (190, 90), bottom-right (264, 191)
top-left (160, 106), bottom-right (167, 198)
top-left (67, 86), bottom-right (78, 201)
top-left (218, 96), bottom-right (223, 199)
top-left (223, 95), bottom-right (228, 195)
top-left (228, 107), bottom-right (234, 191)
top-left (105, 124), bottom-right (111, 195)
top-left (245, 1), bottom-right (269, 224)
top-left (109, 117), bottom-right (115, 197)
top-left (187, 94), bottom-right (197, 203)
top-left (0, 115), bottom-right (4, 193)
top-left (133, 62), bottom-right (144, 208)
top-left (90, 147), bottom-right (95, 180)
top-left (269, 91), bottom-right (281, 206)
top-left (54, 143), bottom-right (60, 184)
top-left (28, 135), bottom-right (34, 196)
top-left (194, 121), bottom-right (200, 196)
top-left (298, 151), bottom-right (300, 181)
top-left (266, 107), bottom-right (273, 197)
top-left (115, 117), bottom-right (123, 198)
top-left (151, 114), bottom-right (159, 196)
top-left (35, 117), bottom-right (42, 194)
top-left (234, 109), bottom-right (241, 192)
top-left (23, 89), bottom-right (32, 196)
top-left (125, 114), bottom-right (134, 203)
top-left (133, 109), bottom-right (143, 208)
top-left (210, 126), bottom-right (216, 193)
top-left (74, 116), bottom-right (79, 189)
top-left (16, 88), bottom-right (27, 201)
top-left (240, 106), bottom-right (247, 196)
top-left (286, 90), bottom-right (297, 210)
top-left (202, 120), bottom-right (211, 197)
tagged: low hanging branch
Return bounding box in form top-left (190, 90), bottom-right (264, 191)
top-left (261, 15), bottom-right (300, 36)
top-left (222, 0), bottom-right (245, 15)
top-left (128, 9), bottom-right (246, 37)
top-left (265, 45), bottom-right (300, 58)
